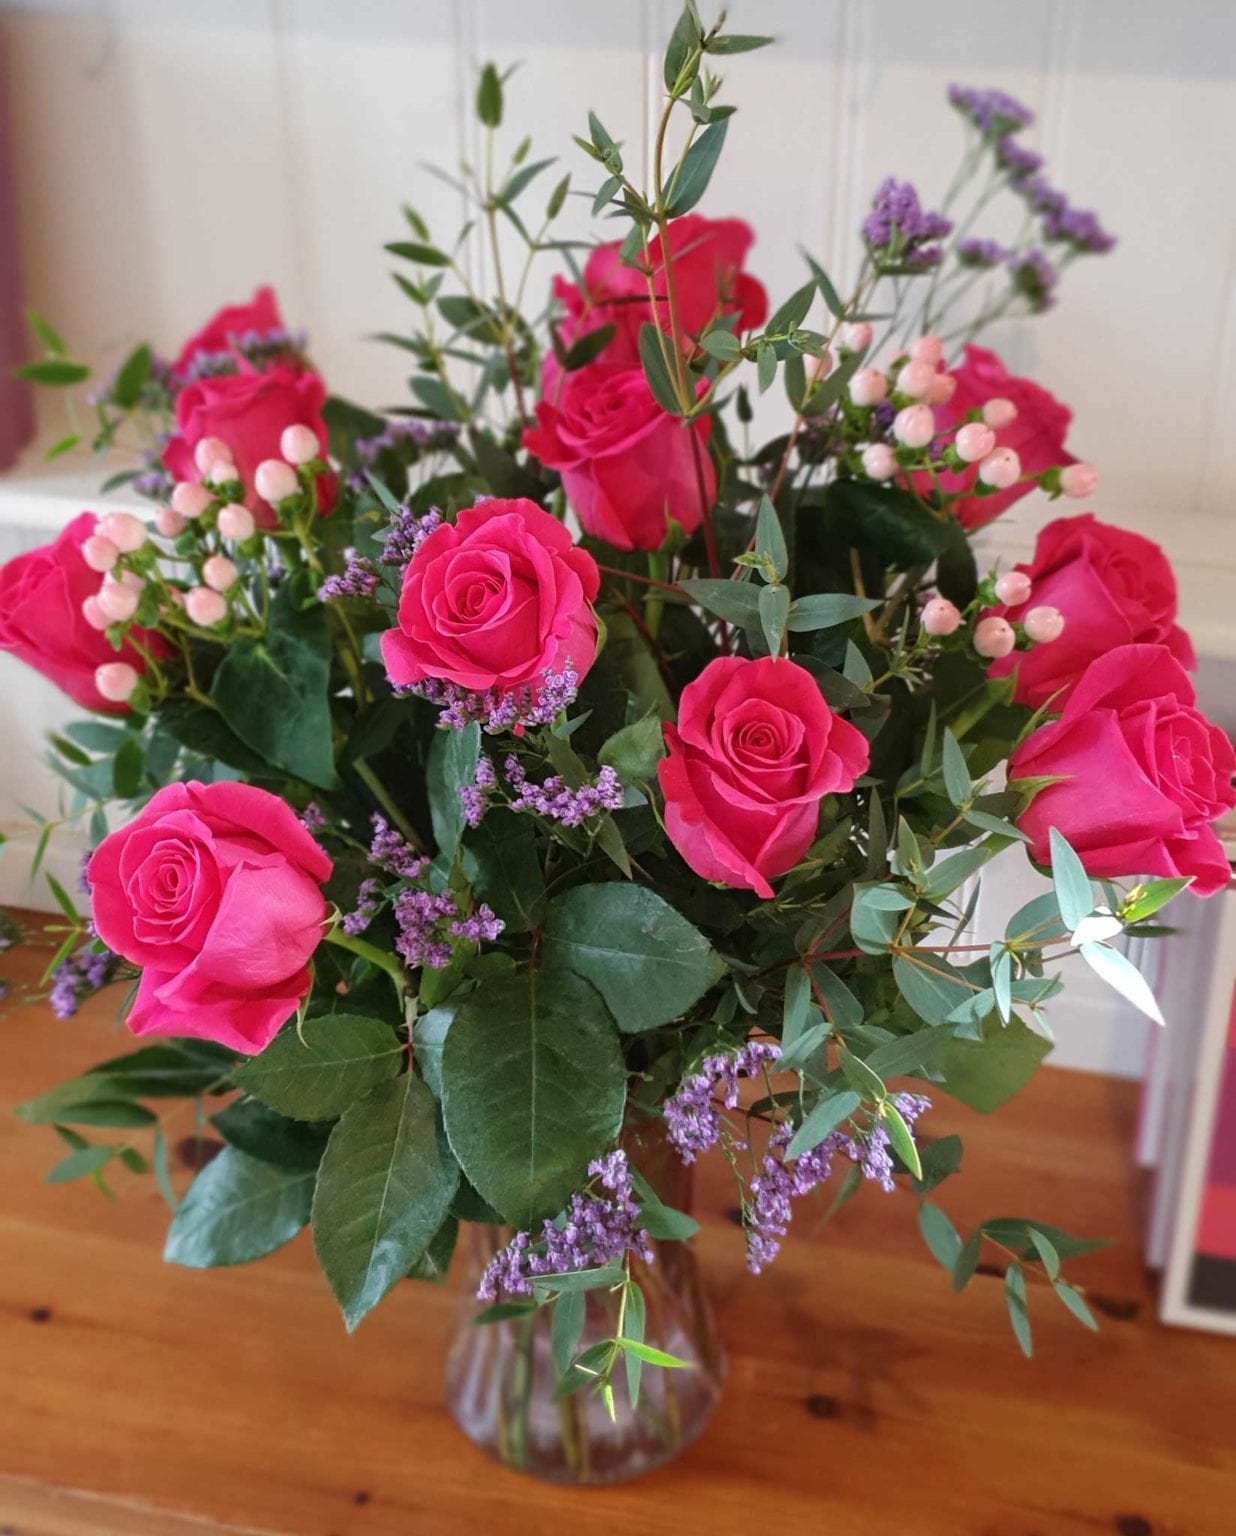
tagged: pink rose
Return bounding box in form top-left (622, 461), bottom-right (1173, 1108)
top-left (544, 214), bottom-right (767, 396)
top-left (1010, 644), bottom-right (1235, 896)
top-left (171, 285), bottom-right (284, 378)
top-left (87, 781), bottom-right (334, 1053)
top-left (162, 365), bottom-right (335, 530)
top-left (658, 656), bottom-right (870, 899)
top-left (917, 344), bottom-right (1074, 529)
top-left (381, 498), bottom-right (600, 696)
top-left (0, 512), bottom-right (165, 713)
top-left (987, 514), bottom-right (1197, 708)
top-left (524, 368), bottom-right (716, 551)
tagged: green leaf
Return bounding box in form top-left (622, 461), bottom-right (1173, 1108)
top-left (111, 343), bottom-right (152, 409)
top-left (464, 811), bottom-right (546, 932)
top-left (765, 281), bottom-right (815, 337)
top-left (823, 479), bottom-right (951, 565)
top-left (385, 240), bottom-right (451, 267)
top-left (810, 963), bottom-right (864, 1031)
top-left (45, 432), bottom-right (81, 460)
top-left (1118, 876), bottom-right (1192, 925)
top-left (164, 1148), bottom-right (313, 1268)
top-left (234, 1014), bottom-right (403, 1121)
top-left (758, 583), bottom-right (790, 657)
top-left (541, 884), bottom-right (725, 1033)
top-left (313, 1074), bottom-right (459, 1330)
top-left (112, 735), bottom-right (144, 799)
top-left (918, 1201), bottom-right (963, 1271)
top-left (953, 1230), bottom-right (983, 1291)
top-left (754, 496), bottom-right (787, 580)
top-left (629, 1171), bottom-right (700, 1240)
top-left (531, 1263), bottom-right (624, 1295)
top-left (427, 721), bottom-right (481, 865)
top-left (211, 1099), bottom-right (330, 1171)
top-left (622, 1281), bottom-right (646, 1407)
top-left (440, 971), bottom-right (626, 1225)
top-left (911, 1133), bottom-right (963, 1195)
top-left (46, 1145), bottom-right (113, 1184)
top-left (407, 1215), bottom-right (458, 1282)
top-left (152, 1129), bottom-right (178, 1212)
top-left (211, 593), bottom-right (337, 789)
top-left (27, 307), bottom-right (67, 354)
top-left (664, 119), bottom-right (728, 216)
top-left (882, 1099), bottom-right (922, 1178)
top-left (1053, 1279), bottom-right (1099, 1331)
top-left (678, 576), bottom-right (761, 630)
top-left (706, 32), bottom-right (774, 54)
top-left (553, 1288), bottom-right (586, 1377)
top-left (1005, 1264), bottom-right (1033, 1357)
top-left (14, 359), bottom-right (91, 386)
top-left (663, 5), bottom-right (699, 89)
top-left (936, 1015), bottom-right (1052, 1112)
top-left (613, 1338), bottom-right (691, 1368)
top-left (86, 1040), bottom-right (236, 1098)
top-left (701, 328), bottom-right (742, 361)
top-left (16, 1075), bottom-right (158, 1128)
top-left (1048, 827), bottom-right (1094, 932)
top-left (638, 323), bottom-right (683, 415)
top-left (598, 715), bottom-right (666, 782)
top-left (787, 1090), bottom-right (861, 1158)
top-left (756, 339), bottom-right (776, 393)
top-left (563, 322), bottom-right (617, 371)
top-left (801, 252), bottom-right (847, 320)
top-left (941, 729), bottom-right (972, 807)
top-left (476, 62), bottom-right (503, 127)
top-left (784, 593), bottom-right (880, 632)
top-left (838, 1047), bottom-right (885, 1102)
top-left (1028, 1226), bottom-right (1061, 1280)
top-left (1078, 942), bottom-right (1165, 1026)
top-left (922, 843), bottom-right (997, 901)
top-left (850, 883), bottom-right (913, 955)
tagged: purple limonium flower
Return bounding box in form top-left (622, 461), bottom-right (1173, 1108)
top-left (458, 755), bottom-right (497, 829)
top-left (957, 237), bottom-right (1009, 269)
top-left (1021, 175), bottom-right (1068, 217)
top-left (503, 756), bottom-right (624, 827)
top-left (862, 178), bottom-right (952, 268)
top-left (409, 665), bottom-right (580, 734)
top-left (318, 549), bottom-right (380, 602)
top-left (380, 506), bottom-right (444, 567)
top-left (448, 904), bottom-right (504, 943)
top-left (1042, 203), bottom-right (1116, 254)
top-left (1008, 247), bottom-right (1060, 312)
top-left (341, 877), bottom-right (382, 937)
top-left (48, 944), bottom-right (115, 1020)
top-left (995, 137), bottom-right (1044, 182)
top-left (478, 1148), bottom-right (654, 1300)
top-left (947, 84), bottom-right (1035, 137)
top-left (368, 815), bottom-right (429, 881)
top-left (299, 801), bottom-right (328, 834)
top-left (663, 1040), bottom-right (782, 1163)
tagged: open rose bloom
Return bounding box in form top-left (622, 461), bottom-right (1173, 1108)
top-left (4, 29), bottom-right (1230, 1451)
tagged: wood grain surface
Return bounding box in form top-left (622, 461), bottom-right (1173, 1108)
top-left (2, 921), bottom-right (1233, 1535)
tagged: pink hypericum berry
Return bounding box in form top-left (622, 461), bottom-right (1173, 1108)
top-left (193, 436), bottom-right (232, 475)
top-left (81, 534), bottom-right (119, 573)
top-left (974, 616), bottom-right (1016, 659)
top-left (841, 321), bottom-right (873, 352)
top-left (1024, 605), bottom-right (1066, 643)
top-left (927, 373), bottom-right (957, 405)
top-left (910, 334), bottom-right (944, 366)
top-left (280, 424), bottom-right (320, 467)
top-left (185, 586), bottom-right (228, 627)
top-left (202, 555), bottom-right (238, 593)
top-left (981, 397), bottom-right (1017, 429)
top-left (893, 404), bottom-right (935, 449)
top-left (1060, 462), bottom-right (1098, 499)
top-left (898, 360), bottom-right (937, 399)
top-left (862, 443), bottom-right (897, 480)
top-left (95, 661), bottom-right (139, 703)
top-left (171, 481), bottom-right (213, 520)
top-left (255, 458), bottom-right (299, 503)
top-left (81, 595), bottom-right (109, 630)
top-left (955, 422), bottom-right (996, 463)
top-left (994, 570), bottom-right (1033, 606)
top-left (849, 368), bottom-right (888, 407)
top-left (96, 578), bottom-right (139, 624)
top-left (155, 506), bottom-right (186, 538)
top-left (979, 447), bottom-right (1021, 489)
top-left (921, 597), bottom-right (962, 636)
top-left (98, 511), bottom-right (148, 554)
top-left (217, 503), bottom-right (256, 541)
top-left (205, 458), bottom-right (238, 487)
top-left (807, 350), bottom-right (834, 380)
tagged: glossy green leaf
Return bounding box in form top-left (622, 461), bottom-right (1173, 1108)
top-left (234, 1015), bottom-right (403, 1121)
top-left (164, 1148), bottom-right (314, 1268)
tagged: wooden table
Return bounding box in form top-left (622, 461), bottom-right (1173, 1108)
top-left (3, 926), bottom-right (1234, 1535)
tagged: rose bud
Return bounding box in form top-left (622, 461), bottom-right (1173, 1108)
top-left (1060, 462), bottom-right (1098, 499)
top-left (862, 443), bottom-right (897, 480)
top-left (280, 423), bottom-right (320, 466)
top-left (979, 447), bottom-right (1022, 489)
top-left (1024, 604), bottom-right (1066, 643)
top-left (849, 367), bottom-right (888, 407)
top-left (185, 586), bottom-right (228, 627)
top-left (893, 404), bottom-right (935, 449)
top-left (95, 661), bottom-right (139, 703)
top-left (81, 534), bottom-right (120, 572)
top-left (994, 570), bottom-right (1033, 606)
top-left (974, 615), bottom-right (1017, 658)
top-left (171, 481), bottom-right (213, 520)
top-left (255, 458), bottom-right (299, 504)
top-left (922, 596), bottom-right (962, 636)
top-left (217, 502), bottom-right (256, 541)
top-left (955, 422), bottom-right (996, 463)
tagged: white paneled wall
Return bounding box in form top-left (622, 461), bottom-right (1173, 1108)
top-left (1, 0), bottom-right (1234, 1074)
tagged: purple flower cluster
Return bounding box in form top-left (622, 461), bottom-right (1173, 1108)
top-left (380, 506), bottom-right (443, 567)
top-left (862, 178), bottom-right (953, 268)
top-left (49, 944), bottom-right (114, 1020)
top-left (1042, 203), bottom-right (1116, 254)
top-left (503, 756), bottom-right (624, 827)
top-left (318, 549), bottom-right (380, 602)
top-left (996, 137), bottom-right (1044, 182)
top-left (1008, 247), bottom-right (1060, 312)
top-left (663, 1040), bottom-right (782, 1163)
top-left (368, 815), bottom-right (429, 881)
top-left (393, 887), bottom-right (503, 970)
top-left (342, 877), bottom-right (382, 936)
top-left (350, 418), bottom-right (461, 485)
top-left (478, 1149), bottom-right (654, 1301)
top-left (409, 665), bottom-right (580, 734)
top-left (947, 85), bottom-right (1035, 136)
top-left (177, 327), bottom-right (307, 386)
top-left (957, 237), bottom-right (1009, 269)
top-left (458, 755), bottom-right (497, 829)
top-left (745, 1091), bottom-right (933, 1272)
top-left (299, 801), bottom-right (327, 833)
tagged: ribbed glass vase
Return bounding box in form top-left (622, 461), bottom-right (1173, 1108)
top-left (444, 1126), bottom-right (725, 1484)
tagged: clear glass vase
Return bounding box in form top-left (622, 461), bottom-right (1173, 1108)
top-left (444, 1125), bottom-right (725, 1484)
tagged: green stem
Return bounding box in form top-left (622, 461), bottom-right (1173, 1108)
top-left (323, 927), bottom-right (408, 996)
top-left (352, 758), bottom-right (422, 850)
top-left (644, 551), bottom-right (668, 638)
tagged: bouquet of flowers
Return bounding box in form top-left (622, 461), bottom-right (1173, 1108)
top-left (4, 8), bottom-right (1232, 1483)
